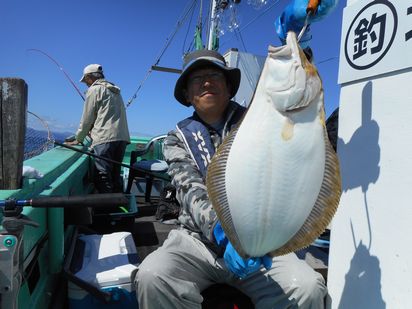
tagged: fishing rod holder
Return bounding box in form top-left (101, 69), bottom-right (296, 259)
top-left (0, 198), bottom-right (40, 233)
top-left (1, 198), bottom-right (27, 218)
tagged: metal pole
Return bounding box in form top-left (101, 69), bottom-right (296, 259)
top-left (207, 0), bottom-right (218, 50)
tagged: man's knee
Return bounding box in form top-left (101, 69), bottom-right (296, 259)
top-left (290, 270), bottom-right (327, 307)
top-left (136, 258), bottom-right (171, 293)
top-left (136, 264), bottom-right (159, 290)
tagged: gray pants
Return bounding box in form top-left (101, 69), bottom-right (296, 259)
top-left (136, 229), bottom-right (327, 309)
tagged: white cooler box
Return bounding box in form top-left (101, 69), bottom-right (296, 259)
top-left (66, 231), bottom-right (139, 308)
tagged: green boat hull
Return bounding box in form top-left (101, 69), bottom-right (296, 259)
top-left (0, 136), bottom-right (152, 309)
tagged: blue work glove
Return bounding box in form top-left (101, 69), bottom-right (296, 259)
top-left (275, 0), bottom-right (339, 48)
top-left (213, 222), bottom-right (272, 279)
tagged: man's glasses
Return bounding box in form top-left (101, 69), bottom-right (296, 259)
top-left (189, 71), bottom-right (225, 85)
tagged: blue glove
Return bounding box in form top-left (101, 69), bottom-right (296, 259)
top-left (275, 0), bottom-right (339, 48)
top-left (213, 222), bottom-right (272, 279)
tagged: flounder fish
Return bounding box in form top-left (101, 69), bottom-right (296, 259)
top-left (206, 31), bottom-right (341, 258)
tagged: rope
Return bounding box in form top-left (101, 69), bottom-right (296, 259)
top-left (182, 0), bottom-right (198, 55)
top-left (234, 27), bottom-right (248, 53)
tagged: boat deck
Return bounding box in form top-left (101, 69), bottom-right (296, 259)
top-left (92, 174), bottom-right (329, 278)
top-left (58, 177), bottom-right (329, 309)
top-left (93, 206), bottom-right (329, 279)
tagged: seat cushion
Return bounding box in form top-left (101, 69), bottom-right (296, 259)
top-left (134, 159), bottom-right (168, 172)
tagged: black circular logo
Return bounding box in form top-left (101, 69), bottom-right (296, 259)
top-left (344, 0), bottom-right (397, 70)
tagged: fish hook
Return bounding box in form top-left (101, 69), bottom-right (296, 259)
top-left (297, 0), bottom-right (320, 43)
top-left (297, 14), bottom-right (311, 42)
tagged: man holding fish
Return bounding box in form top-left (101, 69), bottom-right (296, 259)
top-left (135, 0), bottom-right (339, 308)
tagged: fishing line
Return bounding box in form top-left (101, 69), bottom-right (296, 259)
top-left (315, 56), bottom-right (338, 65)
top-left (219, 0), bottom-right (281, 50)
top-left (127, 0), bottom-right (198, 108)
top-left (54, 141), bottom-right (170, 181)
top-left (27, 49), bottom-right (85, 101)
top-left (238, 0), bottom-right (282, 32)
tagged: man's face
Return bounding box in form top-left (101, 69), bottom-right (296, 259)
top-left (84, 75), bottom-right (94, 87)
top-left (184, 67), bottom-right (231, 122)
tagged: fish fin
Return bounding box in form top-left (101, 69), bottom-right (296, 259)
top-left (206, 124), bottom-right (249, 258)
top-left (270, 128), bottom-right (341, 256)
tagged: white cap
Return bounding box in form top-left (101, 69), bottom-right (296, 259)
top-left (79, 64), bottom-right (103, 82)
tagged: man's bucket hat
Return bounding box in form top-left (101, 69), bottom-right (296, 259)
top-left (174, 49), bottom-right (241, 106)
top-left (80, 64), bottom-right (103, 83)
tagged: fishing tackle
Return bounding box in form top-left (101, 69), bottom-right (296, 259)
top-left (27, 49), bottom-right (85, 101)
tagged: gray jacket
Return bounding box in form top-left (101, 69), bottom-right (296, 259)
top-left (76, 79), bottom-right (130, 146)
top-left (163, 101), bottom-right (245, 244)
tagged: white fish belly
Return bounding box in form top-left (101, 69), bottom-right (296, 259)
top-left (224, 97), bottom-right (325, 257)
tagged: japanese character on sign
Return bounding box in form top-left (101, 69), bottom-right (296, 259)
top-left (353, 13), bottom-right (386, 60)
top-left (344, 0), bottom-right (397, 71)
top-left (406, 6), bottom-right (412, 41)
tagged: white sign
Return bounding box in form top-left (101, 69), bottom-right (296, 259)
top-left (339, 0), bottom-right (412, 84)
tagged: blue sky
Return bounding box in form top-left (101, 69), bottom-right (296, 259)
top-left (1, 0), bottom-right (345, 137)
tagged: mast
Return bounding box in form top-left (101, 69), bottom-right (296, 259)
top-left (206, 0), bottom-right (240, 51)
top-left (207, 0), bottom-right (219, 50)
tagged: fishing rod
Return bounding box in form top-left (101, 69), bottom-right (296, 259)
top-left (27, 49), bottom-right (85, 101)
top-left (54, 141), bottom-right (170, 181)
top-left (0, 193), bottom-right (129, 210)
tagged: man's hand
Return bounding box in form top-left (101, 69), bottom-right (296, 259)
top-left (213, 222), bottom-right (272, 279)
top-left (275, 0), bottom-right (339, 48)
top-left (223, 242), bottom-right (272, 279)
